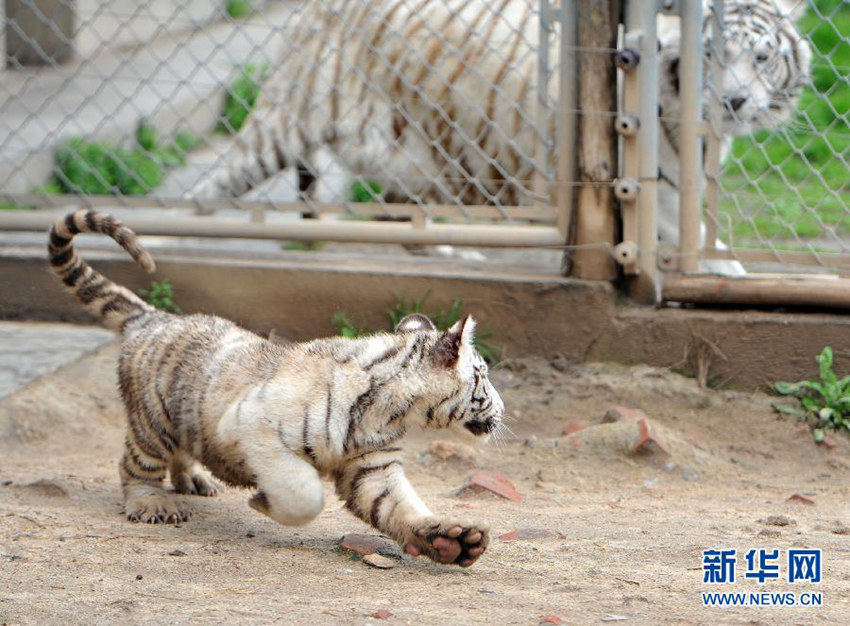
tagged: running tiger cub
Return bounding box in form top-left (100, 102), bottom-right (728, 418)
top-left (47, 209), bottom-right (504, 567)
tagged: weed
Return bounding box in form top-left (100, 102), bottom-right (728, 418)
top-left (773, 346), bottom-right (850, 442)
top-left (350, 180), bottom-right (384, 203)
top-left (217, 64), bottom-right (269, 134)
top-left (283, 241), bottom-right (326, 251)
top-left (334, 291), bottom-right (501, 363)
top-left (225, 0), bottom-right (252, 19)
top-left (49, 120), bottom-right (198, 196)
top-left (139, 279), bottom-right (181, 314)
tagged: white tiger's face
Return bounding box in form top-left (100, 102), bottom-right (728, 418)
top-left (711, 1), bottom-right (812, 134)
top-left (396, 313), bottom-right (505, 441)
top-left (659, 0), bottom-right (812, 137)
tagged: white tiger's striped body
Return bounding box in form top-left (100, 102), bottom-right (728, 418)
top-left (49, 209), bottom-right (503, 567)
top-left (190, 0), bottom-right (811, 275)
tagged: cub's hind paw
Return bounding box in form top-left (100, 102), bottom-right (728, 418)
top-left (172, 470), bottom-right (219, 497)
top-left (405, 519), bottom-right (490, 567)
top-left (125, 494), bottom-right (190, 524)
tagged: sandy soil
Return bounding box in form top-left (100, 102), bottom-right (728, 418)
top-left (1, 341), bottom-right (848, 625)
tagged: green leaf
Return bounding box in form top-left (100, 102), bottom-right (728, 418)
top-left (135, 119), bottom-right (158, 152)
top-left (813, 428), bottom-right (825, 443)
top-left (771, 403), bottom-right (807, 419)
top-left (818, 346), bottom-right (836, 385)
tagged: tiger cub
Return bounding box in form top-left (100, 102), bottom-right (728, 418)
top-left (47, 209), bottom-right (504, 567)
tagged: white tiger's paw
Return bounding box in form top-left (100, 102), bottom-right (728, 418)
top-left (172, 470), bottom-right (220, 497)
top-left (125, 493), bottom-right (191, 524)
top-left (404, 518), bottom-right (490, 567)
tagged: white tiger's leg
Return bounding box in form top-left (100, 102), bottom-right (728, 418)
top-left (247, 446), bottom-right (324, 526)
top-left (334, 448), bottom-right (489, 567)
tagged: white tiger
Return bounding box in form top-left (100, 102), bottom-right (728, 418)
top-left (188, 0), bottom-right (811, 275)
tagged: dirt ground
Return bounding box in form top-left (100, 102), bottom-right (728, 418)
top-left (1, 338), bottom-right (848, 625)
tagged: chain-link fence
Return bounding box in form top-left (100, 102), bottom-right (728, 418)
top-left (0, 0), bottom-right (570, 251)
top-left (700, 0), bottom-right (850, 274)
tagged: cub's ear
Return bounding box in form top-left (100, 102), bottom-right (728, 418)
top-left (395, 313), bottom-right (436, 333)
top-left (433, 315), bottom-right (476, 368)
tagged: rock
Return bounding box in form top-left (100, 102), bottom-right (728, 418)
top-left (425, 440), bottom-right (481, 468)
top-left (630, 418), bottom-right (669, 456)
top-left (562, 422), bottom-right (586, 436)
top-left (372, 609), bottom-right (393, 619)
top-left (642, 477), bottom-right (659, 488)
top-left (18, 478), bottom-right (68, 498)
top-left (758, 529), bottom-right (781, 537)
top-left (168, 549), bottom-right (187, 557)
top-left (246, 531), bottom-right (256, 538)
top-left (831, 521), bottom-right (850, 535)
top-left (603, 406), bottom-right (646, 424)
top-left (363, 554), bottom-right (395, 569)
top-left (822, 435), bottom-right (838, 450)
top-left (550, 354), bottom-right (571, 372)
top-left (601, 616), bottom-right (630, 622)
top-left (681, 466), bottom-right (700, 482)
top-left (339, 533), bottom-right (397, 557)
top-left (787, 493), bottom-right (815, 505)
top-left (498, 528), bottom-right (561, 542)
top-left (459, 470), bottom-right (523, 502)
top-left (135, 574), bottom-right (143, 581)
top-left (541, 615), bottom-right (563, 624)
top-left (761, 515), bottom-right (795, 527)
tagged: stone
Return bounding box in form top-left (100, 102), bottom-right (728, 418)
top-left (761, 515), bottom-right (795, 527)
top-left (168, 549), bottom-right (187, 557)
top-left (758, 529), bottom-right (781, 537)
top-left (787, 493), bottom-right (815, 505)
top-left (372, 609), bottom-right (393, 619)
top-left (339, 533), bottom-right (396, 557)
top-left (425, 440), bottom-right (481, 467)
top-left (542, 615), bottom-right (563, 624)
top-left (603, 406), bottom-right (646, 424)
top-left (459, 470), bottom-right (523, 502)
top-left (19, 478), bottom-right (69, 498)
top-left (562, 422), bottom-right (586, 436)
top-left (822, 435), bottom-right (838, 450)
top-left (630, 418), bottom-right (669, 455)
top-left (498, 528), bottom-right (561, 542)
top-left (363, 554), bottom-right (395, 569)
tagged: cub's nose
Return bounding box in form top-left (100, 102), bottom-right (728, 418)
top-left (724, 96), bottom-right (747, 112)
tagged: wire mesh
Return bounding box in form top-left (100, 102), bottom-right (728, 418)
top-left (702, 0), bottom-right (850, 273)
top-left (0, 0), bottom-right (562, 225)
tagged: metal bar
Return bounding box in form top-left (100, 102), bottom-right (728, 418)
top-left (701, 247), bottom-right (850, 270)
top-left (0, 194), bottom-right (558, 223)
top-left (556, 0), bottom-right (578, 260)
top-left (678, 0), bottom-right (703, 273)
top-left (0, 211), bottom-right (565, 248)
top-left (625, 0), bottom-right (660, 300)
top-left (662, 274), bottom-right (850, 310)
top-left (703, 0), bottom-right (724, 256)
top-left (619, 32), bottom-right (641, 275)
top-left (532, 0), bottom-right (552, 206)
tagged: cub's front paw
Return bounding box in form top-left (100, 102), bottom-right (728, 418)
top-left (405, 519), bottom-right (489, 567)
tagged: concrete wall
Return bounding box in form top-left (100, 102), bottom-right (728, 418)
top-left (2, 247), bottom-right (848, 390)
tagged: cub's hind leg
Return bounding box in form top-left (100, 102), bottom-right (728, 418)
top-left (119, 423), bottom-right (190, 524)
top-left (170, 451), bottom-right (219, 497)
top-left (247, 445), bottom-right (324, 526)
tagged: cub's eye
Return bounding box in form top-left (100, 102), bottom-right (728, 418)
top-left (755, 51), bottom-right (771, 63)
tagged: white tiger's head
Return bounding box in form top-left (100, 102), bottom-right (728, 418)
top-left (659, 0), bottom-right (812, 137)
top-left (395, 313), bottom-right (505, 441)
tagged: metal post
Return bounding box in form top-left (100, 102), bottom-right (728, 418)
top-left (704, 0), bottom-right (725, 256)
top-left (533, 0), bottom-right (553, 207)
top-left (556, 0), bottom-right (578, 273)
top-left (623, 0), bottom-right (660, 301)
top-left (678, 0), bottom-right (703, 273)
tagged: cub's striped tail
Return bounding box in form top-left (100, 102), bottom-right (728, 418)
top-left (48, 210), bottom-right (157, 331)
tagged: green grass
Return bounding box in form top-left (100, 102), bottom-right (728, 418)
top-left (217, 64), bottom-right (269, 135)
top-left (225, 0), bottom-right (252, 19)
top-left (718, 0), bottom-right (850, 244)
top-left (773, 346), bottom-right (850, 442)
top-left (46, 120), bottom-right (199, 197)
top-left (139, 279), bottom-right (181, 314)
top-left (333, 291), bottom-right (502, 363)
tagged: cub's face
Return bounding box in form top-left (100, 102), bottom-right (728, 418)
top-left (394, 313), bottom-right (505, 441)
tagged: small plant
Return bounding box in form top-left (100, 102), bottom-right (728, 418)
top-left (225, 0), bottom-right (252, 19)
top-left (283, 240), bottom-right (326, 251)
top-left (217, 64), bottom-right (269, 134)
top-left (48, 120), bottom-right (198, 196)
top-left (140, 279), bottom-right (181, 314)
top-left (773, 346), bottom-right (850, 442)
top-left (350, 180), bottom-right (384, 203)
top-left (334, 291), bottom-right (501, 363)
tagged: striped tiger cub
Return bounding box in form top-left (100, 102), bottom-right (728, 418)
top-left (47, 209), bottom-right (504, 567)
